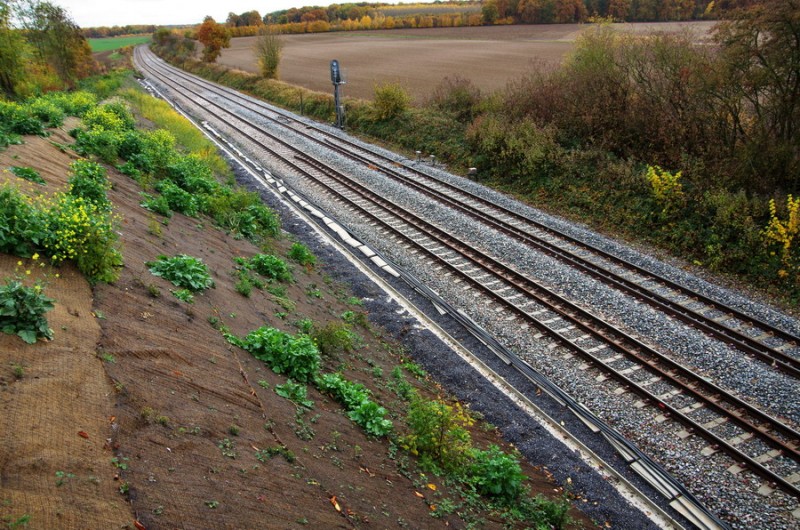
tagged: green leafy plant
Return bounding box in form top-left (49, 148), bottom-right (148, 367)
top-left (111, 456), bottom-right (129, 470)
top-left (0, 278), bottom-right (54, 344)
top-left (348, 400), bottom-right (393, 437)
top-left (467, 445), bottom-right (525, 502)
top-left (171, 289), bottom-right (194, 303)
top-left (139, 193), bottom-right (172, 217)
top-left (288, 242), bottom-right (316, 267)
top-left (254, 445), bottom-right (295, 463)
top-left (275, 380), bottom-right (314, 408)
top-left (315, 372), bottom-right (392, 437)
top-left (294, 317), bottom-right (313, 334)
top-left (54, 470), bottom-right (76, 487)
top-left (155, 180), bottom-right (202, 217)
top-left (236, 254), bottom-right (291, 282)
top-left (315, 373), bottom-right (370, 410)
top-left (147, 254), bottom-right (214, 292)
top-left (10, 166), bottom-right (45, 184)
top-left (234, 271), bottom-right (253, 297)
top-left (237, 326), bottom-right (320, 383)
top-left (218, 438), bottom-right (236, 458)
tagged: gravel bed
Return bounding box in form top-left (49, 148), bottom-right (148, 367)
top-left (141, 60), bottom-right (799, 530)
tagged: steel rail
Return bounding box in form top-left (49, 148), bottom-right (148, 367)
top-left (135, 47), bottom-right (800, 500)
top-left (139, 52), bottom-right (800, 378)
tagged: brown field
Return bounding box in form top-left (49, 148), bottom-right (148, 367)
top-left (216, 22), bottom-right (716, 103)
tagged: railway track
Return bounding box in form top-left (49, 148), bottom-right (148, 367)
top-left (135, 47), bottom-right (800, 529)
top-left (133, 49), bottom-right (800, 380)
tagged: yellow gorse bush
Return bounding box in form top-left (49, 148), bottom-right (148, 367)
top-left (647, 164), bottom-right (684, 204)
top-left (764, 195), bottom-right (800, 278)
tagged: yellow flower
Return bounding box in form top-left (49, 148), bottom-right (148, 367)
top-left (32, 253), bottom-right (39, 260)
top-left (17, 261), bottom-right (22, 266)
top-left (25, 270), bottom-right (30, 275)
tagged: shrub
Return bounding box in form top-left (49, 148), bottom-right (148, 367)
top-left (0, 130), bottom-right (22, 150)
top-left (467, 445), bottom-right (525, 502)
top-left (117, 130), bottom-right (145, 160)
top-left (166, 154), bottom-right (219, 194)
top-left (147, 254), bottom-right (214, 292)
top-left (764, 195), bottom-right (800, 281)
top-left (244, 254), bottom-right (291, 281)
top-left (238, 326), bottom-right (320, 383)
top-left (403, 397), bottom-right (474, 472)
top-left (0, 185), bottom-right (121, 283)
top-left (312, 321), bottom-right (359, 355)
top-left (139, 193), bottom-right (172, 217)
top-left (82, 105), bottom-right (128, 132)
top-left (254, 27), bottom-right (283, 79)
top-left (155, 180), bottom-right (202, 216)
top-left (26, 98), bottom-right (65, 128)
top-left (74, 128), bottom-right (121, 163)
top-left (646, 165), bottom-right (684, 209)
top-left (0, 101), bottom-right (44, 135)
top-left (288, 242), bottom-right (316, 267)
top-left (40, 194), bottom-right (121, 284)
top-left (139, 129), bottom-right (178, 175)
top-left (372, 82), bottom-right (411, 121)
top-left (45, 90), bottom-right (97, 117)
top-left (427, 75), bottom-right (482, 123)
top-left (0, 278), bottom-right (54, 344)
top-left (68, 159), bottom-right (111, 209)
top-left (207, 189), bottom-right (280, 240)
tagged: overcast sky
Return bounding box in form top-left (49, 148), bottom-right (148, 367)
top-left (53, 1), bottom-right (426, 28)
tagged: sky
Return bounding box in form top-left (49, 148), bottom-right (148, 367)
top-left (53, 0), bottom-right (428, 28)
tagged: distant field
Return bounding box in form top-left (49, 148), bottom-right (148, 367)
top-left (217, 22), bottom-right (715, 103)
top-left (89, 35), bottom-right (151, 53)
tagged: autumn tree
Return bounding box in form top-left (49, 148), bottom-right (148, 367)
top-left (196, 16), bottom-right (230, 63)
top-left (16, 0), bottom-right (94, 87)
top-left (254, 25), bottom-right (283, 79)
top-left (482, 0), bottom-right (499, 24)
top-left (713, 0), bottom-right (800, 191)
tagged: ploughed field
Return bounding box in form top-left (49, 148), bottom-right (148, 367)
top-left (216, 22), bottom-right (715, 103)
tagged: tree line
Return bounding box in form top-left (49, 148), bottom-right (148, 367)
top-left (210, 1), bottom-right (757, 38)
top-left (82, 25), bottom-right (157, 39)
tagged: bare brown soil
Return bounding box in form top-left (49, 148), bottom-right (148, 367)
top-left (217, 22), bottom-right (715, 103)
top-left (0, 122), bottom-right (598, 527)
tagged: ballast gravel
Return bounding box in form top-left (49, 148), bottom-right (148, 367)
top-left (142, 63), bottom-right (800, 530)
